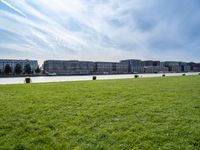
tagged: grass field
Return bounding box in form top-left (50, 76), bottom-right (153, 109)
top-left (0, 76), bottom-right (200, 150)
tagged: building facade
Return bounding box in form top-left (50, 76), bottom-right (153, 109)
top-left (142, 60), bottom-right (167, 73)
top-left (44, 60), bottom-right (95, 75)
top-left (0, 59), bottom-right (38, 74)
top-left (163, 61), bottom-right (181, 72)
top-left (43, 59), bottom-right (200, 75)
top-left (187, 62), bottom-right (200, 72)
top-left (116, 62), bottom-right (129, 74)
top-left (120, 59), bottom-right (144, 73)
top-left (144, 66), bottom-right (169, 73)
top-left (44, 60), bottom-right (129, 75)
top-left (95, 62), bottom-right (113, 74)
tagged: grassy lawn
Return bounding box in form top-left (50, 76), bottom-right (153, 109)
top-left (0, 76), bottom-right (200, 150)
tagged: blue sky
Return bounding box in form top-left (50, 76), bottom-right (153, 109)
top-left (0, 0), bottom-right (200, 64)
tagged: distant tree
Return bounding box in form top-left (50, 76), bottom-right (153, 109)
top-left (14, 64), bottom-right (22, 75)
top-left (0, 69), bottom-right (2, 75)
top-left (24, 64), bottom-right (32, 74)
top-left (4, 64), bottom-right (12, 75)
top-left (35, 67), bottom-right (41, 74)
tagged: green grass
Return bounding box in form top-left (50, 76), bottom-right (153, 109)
top-left (0, 76), bottom-right (200, 150)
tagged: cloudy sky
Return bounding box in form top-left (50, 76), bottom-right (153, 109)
top-left (0, 0), bottom-right (200, 64)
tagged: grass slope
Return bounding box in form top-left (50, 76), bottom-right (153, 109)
top-left (0, 76), bottom-right (200, 150)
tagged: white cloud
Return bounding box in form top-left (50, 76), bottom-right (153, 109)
top-left (0, 0), bottom-right (199, 62)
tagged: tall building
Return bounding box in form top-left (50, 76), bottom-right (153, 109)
top-left (0, 59), bottom-right (38, 74)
